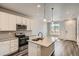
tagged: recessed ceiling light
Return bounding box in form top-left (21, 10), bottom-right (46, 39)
top-left (43, 18), bottom-right (47, 22)
top-left (37, 4), bottom-right (41, 8)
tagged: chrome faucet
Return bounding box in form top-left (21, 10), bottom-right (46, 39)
top-left (38, 32), bottom-right (43, 39)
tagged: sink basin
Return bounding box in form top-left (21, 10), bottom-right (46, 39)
top-left (32, 38), bottom-right (43, 41)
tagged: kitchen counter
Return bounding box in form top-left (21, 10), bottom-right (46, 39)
top-left (28, 36), bottom-right (56, 56)
top-left (28, 36), bottom-right (56, 47)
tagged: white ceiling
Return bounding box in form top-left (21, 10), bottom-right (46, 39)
top-left (0, 3), bottom-right (79, 21)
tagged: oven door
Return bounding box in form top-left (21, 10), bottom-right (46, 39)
top-left (19, 37), bottom-right (27, 47)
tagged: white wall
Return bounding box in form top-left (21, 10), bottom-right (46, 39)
top-left (31, 19), bottom-right (47, 37)
top-left (77, 16), bottom-right (79, 45)
top-left (31, 19), bottom-right (43, 35)
top-left (43, 22), bottom-right (47, 37)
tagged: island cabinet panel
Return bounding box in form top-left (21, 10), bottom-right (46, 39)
top-left (41, 43), bottom-right (54, 56)
top-left (28, 41), bottom-right (54, 56)
top-left (28, 42), bottom-right (41, 56)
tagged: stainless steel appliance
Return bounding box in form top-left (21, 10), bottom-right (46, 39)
top-left (16, 24), bottom-right (27, 30)
top-left (16, 24), bottom-right (29, 51)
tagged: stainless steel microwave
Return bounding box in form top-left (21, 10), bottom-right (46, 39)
top-left (16, 24), bottom-right (27, 30)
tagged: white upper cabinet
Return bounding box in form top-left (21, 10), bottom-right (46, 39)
top-left (0, 11), bottom-right (17, 31)
top-left (27, 18), bottom-right (31, 30)
top-left (16, 16), bottom-right (32, 30)
top-left (8, 14), bottom-right (16, 31)
top-left (16, 16), bottom-right (27, 25)
top-left (0, 11), bottom-right (32, 31)
top-left (0, 11), bottom-right (9, 31)
top-left (22, 17), bottom-right (27, 25)
top-left (16, 15), bottom-right (22, 25)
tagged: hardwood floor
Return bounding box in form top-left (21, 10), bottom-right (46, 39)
top-left (10, 49), bottom-right (28, 56)
top-left (55, 39), bottom-right (79, 56)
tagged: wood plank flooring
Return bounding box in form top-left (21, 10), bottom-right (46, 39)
top-left (10, 49), bottom-right (28, 56)
top-left (55, 39), bottom-right (79, 56)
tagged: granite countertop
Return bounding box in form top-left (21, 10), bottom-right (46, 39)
top-left (0, 37), bottom-right (17, 42)
top-left (28, 37), bottom-right (56, 47)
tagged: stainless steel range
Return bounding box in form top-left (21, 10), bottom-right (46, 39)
top-left (15, 34), bottom-right (29, 51)
top-left (16, 24), bottom-right (29, 51)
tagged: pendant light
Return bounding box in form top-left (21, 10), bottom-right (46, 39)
top-left (43, 3), bottom-right (47, 22)
top-left (43, 4), bottom-right (54, 22)
top-left (48, 8), bottom-right (54, 22)
top-left (51, 8), bottom-right (54, 22)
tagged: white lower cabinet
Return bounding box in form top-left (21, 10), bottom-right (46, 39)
top-left (10, 39), bottom-right (18, 53)
top-left (0, 40), bottom-right (10, 55)
top-left (0, 38), bottom-right (18, 56)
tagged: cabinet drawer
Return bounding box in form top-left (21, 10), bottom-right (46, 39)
top-left (0, 41), bottom-right (10, 55)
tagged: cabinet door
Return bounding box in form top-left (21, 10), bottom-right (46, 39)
top-left (22, 17), bottom-right (27, 25)
top-left (28, 42), bottom-right (41, 56)
top-left (0, 41), bottom-right (10, 55)
top-left (27, 18), bottom-right (31, 30)
top-left (16, 16), bottom-right (22, 24)
top-left (0, 11), bottom-right (9, 31)
top-left (10, 39), bottom-right (18, 53)
top-left (8, 14), bottom-right (16, 31)
top-left (65, 19), bottom-right (76, 41)
top-left (28, 42), bottom-right (37, 56)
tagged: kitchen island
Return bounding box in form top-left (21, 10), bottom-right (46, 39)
top-left (28, 36), bottom-right (56, 56)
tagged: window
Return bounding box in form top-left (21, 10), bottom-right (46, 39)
top-left (49, 22), bottom-right (60, 36)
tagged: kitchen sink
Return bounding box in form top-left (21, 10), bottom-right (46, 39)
top-left (32, 38), bottom-right (43, 41)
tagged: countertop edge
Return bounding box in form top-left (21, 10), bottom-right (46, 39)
top-left (27, 40), bottom-right (56, 47)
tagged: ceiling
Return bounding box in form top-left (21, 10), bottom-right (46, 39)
top-left (0, 3), bottom-right (79, 21)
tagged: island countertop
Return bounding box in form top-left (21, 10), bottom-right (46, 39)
top-left (27, 36), bottom-right (56, 47)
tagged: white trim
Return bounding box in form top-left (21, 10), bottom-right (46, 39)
top-left (49, 50), bottom-right (54, 56)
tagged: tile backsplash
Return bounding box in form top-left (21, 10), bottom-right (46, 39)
top-left (0, 31), bottom-right (16, 39)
